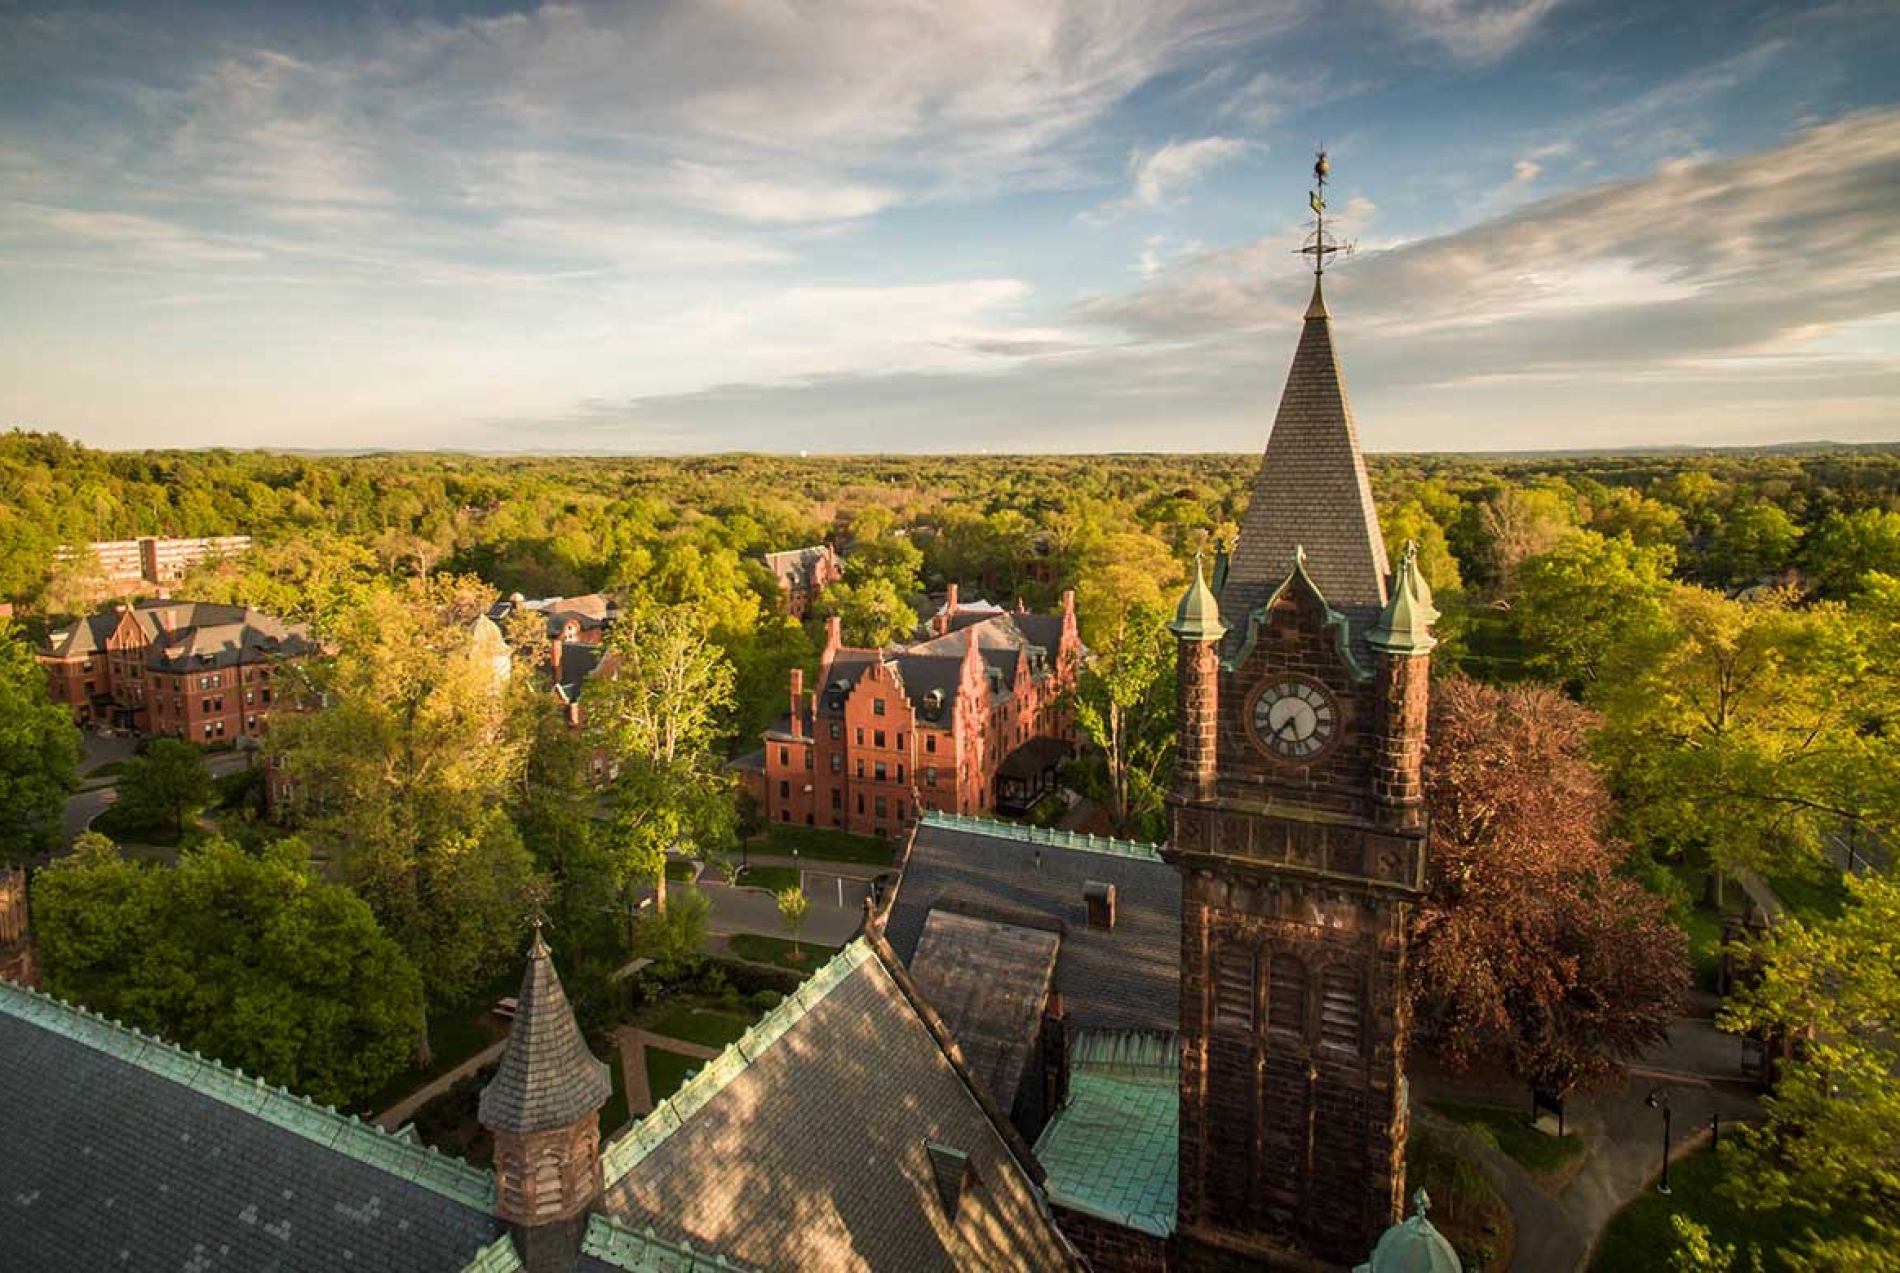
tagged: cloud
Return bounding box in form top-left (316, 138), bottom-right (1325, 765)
top-left (1377, 0), bottom-right (1563, 62)
top-left (1510, 158), bottom-right (1542, 183)
top-left (1131, 136), bottom-right (1252, 206)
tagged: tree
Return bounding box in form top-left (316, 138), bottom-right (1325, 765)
top-left (1719, 872), bottom-right (1900, 1270)
top-left (812, 576), bottom-right (916, 648)
top-left (1593, 586), bottom-right (1878, 902)
top-left (1804, 508), bottom-right (1900, 599)
top-left (1413, 676), bottom-right (1689, 1095)
top-left (33, 836), bottom-right (424, 1107)
top-left (114, 738), bottom-right (212, 838)
top-left (1474, 484), bottom-right (1579, 596)
top-left (0, 617), bottom-right (79, 860)
top-left (584, 603), bottom-right (738, 921)
top-left (777, 885), bottom-right (810, 957)
top-left (1705, 501), bottom-right (1801, 588)
top-left (1514, 531), bottom-right (1676, 691)
top-left (634, 884), bottom-right (711, 977)
top-left (265, 577), bottom-right (540, 1055)
top-left (1068, 601), bottom-right (1175, 840)
top-left (841, 506), bottom-right (924, 592)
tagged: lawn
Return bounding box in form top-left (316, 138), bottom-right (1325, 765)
top-left (648, 1006), bottom-right (750, 1051)
top-left (1666, 860), bottom-right (1733, 994)
top-left (355, 977), bottom-right (513, 1116)
top-left (734, 864), bottom-right (800, 893)
top-left (1408, 1121), bottom-right (1512, 1271)
top-left (83, 759), bottom-right (128, 780)
top-left (645, 1046), bottom-right (705, 1103)
top-left (89, 800), bottom-right (185, 846)
top-left (749, 824), bottom-right (895, 866)
top-left (599, 1042), bottom-right (631, 1138)
top-left (728, 932), bottom-right (839, 972)
top-left (1427, 1100), bottom-right (1585, 1176)
top-left (1590, 1146), bottom-right (1868, 1272)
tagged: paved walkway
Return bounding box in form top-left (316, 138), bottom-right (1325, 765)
top-left (613, 1027), bottom-right (720, 1118)
top-left (1415, 1019), bottom-right (1766, 1272)
top-left (373, 1038), bottom-right (507, 1131)
top-left (700, 877), bottom-right (865, 947)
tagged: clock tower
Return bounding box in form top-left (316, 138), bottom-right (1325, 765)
top-left (1165, 155), bottom-right (1438, 1271)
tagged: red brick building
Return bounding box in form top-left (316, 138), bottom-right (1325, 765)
top-left (761, 544), bottom-right (843, 618)
top-left (38, 599), bottom-right (317, 745)
top-left (758, 590), bottom-right (1082, 838)
top-left (54, 535), bottom-right (252, 589)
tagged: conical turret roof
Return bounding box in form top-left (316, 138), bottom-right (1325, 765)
top-left (1170, 555), bottom-right (1227, 642)
top-left (478, 928), bottom-right (611, 1135)
top-left (1227, 277), bottom-right (1389, 609)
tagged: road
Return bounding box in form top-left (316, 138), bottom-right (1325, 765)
top-left (701, 877), bottom-right (866, 947)
top-left (61, 731), bottom-right (258, 850)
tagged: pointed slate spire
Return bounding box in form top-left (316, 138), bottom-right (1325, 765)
top-left (479, 927), bottom-right (611, 1135)
top-left (1370, 540), bottom-right (1440, 655)
top-left (1227, 275), bottom-right (1390, 609)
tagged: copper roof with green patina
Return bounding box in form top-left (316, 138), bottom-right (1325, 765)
top-left (1032, 1030), bottom-right (1179, 1237)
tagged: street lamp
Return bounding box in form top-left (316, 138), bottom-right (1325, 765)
top-left (1646, 1089), bottom-right (1674, 1195)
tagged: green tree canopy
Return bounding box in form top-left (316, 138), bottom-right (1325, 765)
top-left (0, 617), bottom-right (79, 860)
top-left (1068, 601), bottom-right (1175, 841)
top-left (114, 737), bottom-right (213, 838)
top-left (33, 836), bottom-right (424, 1107)
top-left (1514, 531), bottom-right (1676, 691)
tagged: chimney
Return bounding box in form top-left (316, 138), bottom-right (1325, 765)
top-left (1083, 881), bottom-right (1116, 931)
top-left (1061, 589), bottom-right (1075, 617)
top-left (549, 636), bottom-right (563, 679)
top-left (789, 668), bottom-right (805, 738)
top-left (824, 614), bottom-right (842, 654)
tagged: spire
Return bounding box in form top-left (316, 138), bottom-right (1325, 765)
top-left (479, 926), bottom-right (611, 1137)
top-left (1226, 153), bottom-right (1387, 609)
top-left (1369, 540), bottom-right (1440, 655)
top-left (1170, 554), bottom-right (1227, 642)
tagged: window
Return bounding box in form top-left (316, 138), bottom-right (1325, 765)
top-left (1319, 965), bottom-right (1363, 1053)
top-left (831, 754), bottom-right (842, 773)
top-left (874, 763), bottom-right (887, 781)
top-left (779, 780), bottom-right (790, 798)
top-left (1268, 955), bottom-right (1307, 1042)
top-left (926, 766), bottom-right (938, 786)
top-left (202, 699), bottom-right (211, 713)
top-left (896, 732), bottom-right (904, 750)
top-left (874, 730), bottom-right (886, 749)
top-left (857, 793), bottom-right (865, 814)
top-left (926, 735), bottom-right (937, 754)
top-left (855, 728), bottom-right (864, 745)
top-left (779, 746), bottom-right (789, 766)
top-left (856, 760), bottom-right (865, 778)
top-left (780, 809), bottom-right (791, 822)
top-left (897, 764), bottom-right (905, 783)
top-left (897, 800), bottom-right (906, 820)
top-left (872, 698), bottom-right (886, 716)
top-left (805, 751), bottom-right (813, 770)
top-left (831, 789), bottom-right (841, 810)
top-left (245, 690), bottom-right (254, 705)
top-left (874, 796), bottom-right (887, 818)
top-left (830, 722), bottom-right (842, 740)
top-left (1215, 948), bottom-right (1255, 1029)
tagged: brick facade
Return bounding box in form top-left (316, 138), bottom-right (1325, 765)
top-left (761, 596), bottom-right (1081, 839)
top-left (1054, 1206), bottom-right (1170, 1273)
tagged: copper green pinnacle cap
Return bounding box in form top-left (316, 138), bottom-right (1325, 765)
top-left (1169, 555), bottom-right (1227, 642)
top-left (1369, 540), bottom-right (1439, 655)
top-left (1354, 1189), bottom-right (1463, 1273)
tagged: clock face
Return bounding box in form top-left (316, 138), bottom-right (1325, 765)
top-left (1250, 678), bottom-right (1338, 760)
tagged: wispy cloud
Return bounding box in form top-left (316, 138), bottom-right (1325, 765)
top-left (1377, 0), bottom-right (1564, 62)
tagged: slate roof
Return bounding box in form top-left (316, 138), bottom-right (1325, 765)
top-left (908, 910), bottom-right (1061, 1114)
top-left (0, 978), bottom-right (505, 1272)
top-left (41, 599), bottom-right (318, 670)
top-left (600, 939), bottom-right (1076, 1273)
top-left (763, 545), bottom-right (836, 590)
top-left (884, 814), bottom-right (1181, 1035)
top-left (1226, 278), bottom-right (1389, 612)
top-left (1033, 1031), bottom-right (1179, 1238)
top-left (480, 930), bottom-right (613, 1135)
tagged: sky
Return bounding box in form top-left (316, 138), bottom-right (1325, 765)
top-left (2, 0), bottom-right (1899, 455)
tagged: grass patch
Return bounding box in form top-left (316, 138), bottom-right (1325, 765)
top-left (648, 1006), bottom-right (750, 1051)
top-left (84, 759), bottom-right (127, 780)
top-left (750, 824), bottom-right (894, 866)
top-left (1428, 1100), bottom-right (1585, 1176)
top-left (734, 864), bottom-right (800, 893)
top-left (1761, 865), bottom-right (1848, 922)
top-left (645, 1046), bottom-right (705, 1103)
top-left (1591, 1146), bottom-right (1870, 1272)
top-left (355, 976), bottom-right (513, 1116)
top-left (727, 932), bottom-right (838, 971)
top-left (89, 800), bottom-right (184, 845)
top-left (1409, 1121), bottom-right (1512, 1271)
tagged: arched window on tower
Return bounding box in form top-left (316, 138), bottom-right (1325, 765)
top-left (1319, 963), bottom-right (1363, 1054)
top-left (1267, 953), bottom-right (1307, 1043)
top-left (1214, 945), bottom-right (1256, 1031)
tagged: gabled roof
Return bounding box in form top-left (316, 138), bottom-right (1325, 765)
top-left (599, 938), bottom-right (1076, 1272)
top-left (1225, 279), bottom-right (1389, 612)
top-left (762, 545), bottom-right (836, 590)
top-left (480, 930), bottom-right (612, 1136)
top-left (885, 814), bottom-right (1179, 1036)
top-left (908, 911), bottom-right (1061, 1115)
top-left (0, 977), bottom-right (504, 1272)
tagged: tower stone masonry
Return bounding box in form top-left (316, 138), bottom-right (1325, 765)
top-left (1164, 270), bottom-right (1435, 1272)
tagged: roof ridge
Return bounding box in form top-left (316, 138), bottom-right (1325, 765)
top-left (600, 941), bottom-right (875, 1186)
top-left (917, 810), bottom-right (1164, 863)
top-left (458, 1235), bottom-right (525, 1273)
top-left (581, 1212), bottom-right (756, 1271)
top-left (0, 976), bottom-right (496, 1212)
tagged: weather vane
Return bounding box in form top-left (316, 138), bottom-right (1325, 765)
top-left (1298, 148), bottom-right (1354, 278)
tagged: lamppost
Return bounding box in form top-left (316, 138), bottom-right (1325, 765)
top-left (1646, 1089), bottom-right (1674, 1195)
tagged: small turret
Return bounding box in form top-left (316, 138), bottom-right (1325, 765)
top-left (480, 928), bottom-right (611, 1229)
top-left (1355, 1189), bottom-right (1462, 1273)
top-left (1369, 541), bottom-right (1439, 655)
top-left (1169, 555), bottom-right (1228, 643)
